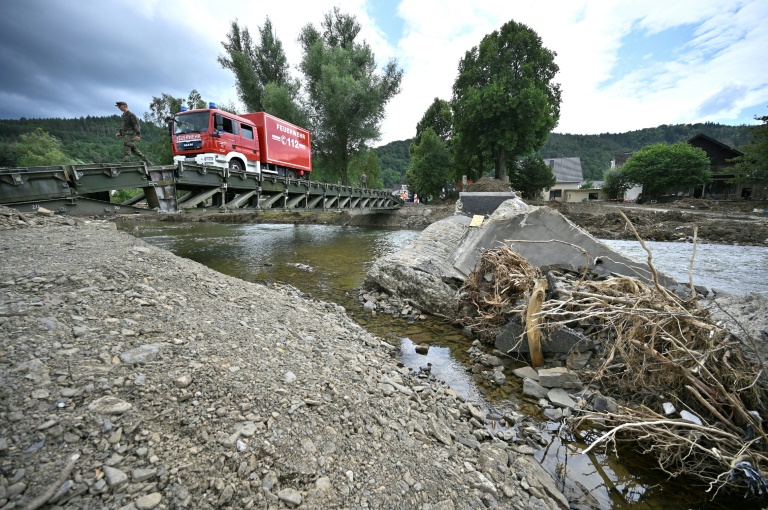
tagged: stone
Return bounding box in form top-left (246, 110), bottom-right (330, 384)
top-left (103, 465), bottom-right (129, 488)
top-left (88, 396), bottom-right (132, 415)
top-left (522, 378), bottom-right (549, 400)
top-left (429, 414), bottom-right (453, 446)
top-left (512, 366), bottom-right (538, 380)
top-left (277, 488), bottom-right (302, 506)
top-left (477, 444), bottom-right (509, 472)
top-left (174, 374), bottom-right (192, 388)
top-left (119, 343), bottom-right (171, 364)
top-left (132, 468), bottom-right (156, 482)
top-left (538, 367), bottom-right (582, 389)
top-left (547, 388), bottom-right (577, 409)
top-left (135, 492), bottom-right (162, 509)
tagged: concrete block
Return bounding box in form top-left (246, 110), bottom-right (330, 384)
top-left (459, 192), bottom-right (519, 216)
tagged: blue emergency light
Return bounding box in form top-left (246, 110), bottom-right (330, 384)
top-left (209, 102), bottom-right (216, 109)
top-left (180, 106), bottom-right (188, 112)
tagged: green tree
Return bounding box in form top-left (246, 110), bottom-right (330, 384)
top-left (622, 142), bottom-right (711, 198)
top-left (219, 18), bottom-right (303, 123)
top-left (406, 128), bottom-right (451, 199)
top-left (730, 112), bottom-right (768, 183)
top-left (510, 156), bottom-right (555, 200)
top-left (452, 20), bottom-right (561, 180)
top-left (261, 82), bottom-right (308, 128)
top-left (348, 148), bottom-right (382, 189)
top-left (579, 179), bottom-right (594, 189)
top-left (602, 167), bottom-right (633, 200)
top-left (299, 7), bottom-right (403, 184)
top-left (14, 129), bottom-right (78, 166)
top-left (415, 98), bottom-right (453, 145)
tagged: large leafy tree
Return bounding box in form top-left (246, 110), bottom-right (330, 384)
top-left (348, 148), bottom-right (382, 189)
top-left (452, 20), bottom-right (561, 179)
top-left (407, 128), bottom-right (451, 199)
top-left (219, 18), bottom-right (303, 123)
top-left (730, 112), bottom-right (768, 183)
top-left (414, 98), bottom-right (453, 145)
top-left (621, 142), bottom-right (711, 198)
top-left (509, 156), bottom-right (555, 199)
top-left (602, 167), bottom-right (634, 200)
top-left (299, 7), bottom-right (402, 184)
top-left (14, 129), bottom-right (79, 166)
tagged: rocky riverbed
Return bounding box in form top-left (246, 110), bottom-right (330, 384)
top-left (0, 206), bottom-right (569, 510)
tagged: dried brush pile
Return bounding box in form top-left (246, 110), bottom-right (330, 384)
top-left (456, 230), bottom-right (768, 497)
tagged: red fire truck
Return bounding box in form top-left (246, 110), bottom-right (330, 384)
top-left (171, 104), bottom-right (312, 179)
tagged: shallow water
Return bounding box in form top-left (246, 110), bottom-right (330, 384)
top-left (126, 222), bottom-right (767, 509)
top-left (601, 240), bottom-right (768, 295)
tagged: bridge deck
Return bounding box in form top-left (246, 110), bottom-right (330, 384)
top-left (0, 162), bottom-right (401, 215)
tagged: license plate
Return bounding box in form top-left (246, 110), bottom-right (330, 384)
top-left (185, 157), bottom-right (196, 162)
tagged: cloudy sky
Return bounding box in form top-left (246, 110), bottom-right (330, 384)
top-left (0, 0), bottom-right (765, 145)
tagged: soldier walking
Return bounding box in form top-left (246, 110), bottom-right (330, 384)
top-left (115, 101), bottom-right (152, 165)
top-left (360, 172), bottom-right (368, 188)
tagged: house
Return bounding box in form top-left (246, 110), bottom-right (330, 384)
top-left (544, 157), bottom-right (586, 201)
top-left (686, 133), bottom-right (762, 199)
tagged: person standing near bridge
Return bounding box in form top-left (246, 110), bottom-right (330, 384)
top-left (115, 101), bottom-right (152, 165)
top-left (360, 172), bottom-right (367, 188)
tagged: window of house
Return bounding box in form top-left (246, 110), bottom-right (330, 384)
top-left (589, 192), bottom-right (599, 200)
top-left (241, 125), bottom-right (254, 140)
top-left (549, 189), bottom-right (562, 200)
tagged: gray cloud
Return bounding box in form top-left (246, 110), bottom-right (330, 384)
top-left (696, 83), bottom-right (750, 117)
top-left (0, 1), bottom-right (234, 119)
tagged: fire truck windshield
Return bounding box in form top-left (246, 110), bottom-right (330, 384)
top-left (173, 112), bottom-right (210, 135)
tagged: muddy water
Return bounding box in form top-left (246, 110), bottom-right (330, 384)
top-left (125, 222), bottom-right (765, 509)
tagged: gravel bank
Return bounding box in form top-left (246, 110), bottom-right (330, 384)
top-left (0, 208), bottom-right (568, 510)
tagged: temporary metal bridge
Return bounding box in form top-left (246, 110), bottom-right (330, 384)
top-left (0, 162), bottom-right (401, 215)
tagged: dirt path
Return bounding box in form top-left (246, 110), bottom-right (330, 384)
top-left (539, 199), bottom-right (768, 246)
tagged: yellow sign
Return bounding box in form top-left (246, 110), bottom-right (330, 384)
top-left (470, 215), bottom-right (484, 227)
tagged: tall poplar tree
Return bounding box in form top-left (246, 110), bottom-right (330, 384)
top-left (219, 18), bottom-right (304, 124)
top-left (452, 20), bottom-right (561, 179)
top-left (299, 7), bottom-right (402, 184)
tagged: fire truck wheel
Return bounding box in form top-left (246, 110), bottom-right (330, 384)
top-left (286, 170), bottom-right (297, 179)
top-left (229, 160), bottom-right (244, 172)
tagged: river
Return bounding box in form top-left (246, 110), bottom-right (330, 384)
top-left (125, 221), bottom-right (767, 509)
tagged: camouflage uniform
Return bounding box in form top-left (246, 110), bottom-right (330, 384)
top-left (117, 104), bottom-right (151, 164)
top-left (360, 172), bottom-right (368, 188)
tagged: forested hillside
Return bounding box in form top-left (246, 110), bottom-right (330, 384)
top-left (374, 122), bottom-right (753, 184)
top-left (0, 116), bottom-right (166, 167)
top-left (0, 116), bottom-right (753, 186)
top-left (541, 122), bottom-right (752, 180)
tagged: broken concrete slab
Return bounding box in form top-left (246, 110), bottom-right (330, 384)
top-left (451, 200), bottom-right (677, 288)
top-left (364, 198), bottom-right (677, 319)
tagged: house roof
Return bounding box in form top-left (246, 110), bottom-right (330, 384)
top-left (687, 133), bottom-right (744, 157)
top-left (547, 157), bottom-right (583, 183)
